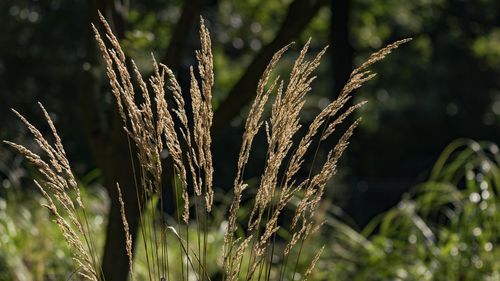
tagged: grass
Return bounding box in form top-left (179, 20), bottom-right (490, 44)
top-left (0, 169), bottom-right (107, 281)
top-left (4, 14), bottom-right (409, 281)
top-left (3, 138), bottom-right (500, 280)
top-left (322, 139), bottom-right (500, 281)
top-left (2, 14), bottom-right (499, 281)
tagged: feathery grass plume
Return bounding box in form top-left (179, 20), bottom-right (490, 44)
top-left (222, 43), bottom-right (292, 275)
top-left (93, 13), bottom-right (215, 220)
top-left (221, 39), bottom-right (410, 280)
top-left (93, 13), bottom-right (216, 281)
top-left (247, 39), bottom-right (328, 233)
top-left (4, 103), bottom-right (101, 281)
top-left (117, 183), bottom-right (134, 280)
top-left (193, 17), bottom-right (215, 212)
top-left (233, 40), bottom-right (332, 280)
top-left (151, 57), bottom-right (191, 222)
top-left (7, 11), bottom-right (409, 281)
top-left (92, 13), bottom-right (163, 195)
top-left (302, 245), bottom-right (324, 281)
top-left (93, 15), bottom-right (171, 278)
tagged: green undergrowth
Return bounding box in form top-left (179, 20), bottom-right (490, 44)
top-left (2, 138), bottom-right (500, 280)
top-left (0, 169), bottom-right (108, 281)
top-left (322, 139), bottom-right (500, 281)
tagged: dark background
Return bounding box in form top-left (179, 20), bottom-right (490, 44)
top-left (1, 0), bottom-right (500, 279)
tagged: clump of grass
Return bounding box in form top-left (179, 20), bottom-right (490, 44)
top-left (4, 104), bottom-right (103, 280)
top-left (5, 13), bottom-right (408, 281)
top-left (0, 176), bottom-right (107, 281)
top-left (323, 139), bottom-right (500, 281)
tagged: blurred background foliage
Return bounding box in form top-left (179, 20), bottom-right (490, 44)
top-left (1, 0), bottom-right (500, 280)
top-left (321, 140), bottom-right (500, 280)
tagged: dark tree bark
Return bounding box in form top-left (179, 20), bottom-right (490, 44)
top-left (100, 110), bottom-right (142, 281)
top-left (79, 1), bottom-right (141, 280)
top-left (330, 0), bottom-right (354, 96)
top-left (212, 0), bottom-right (329, 137)
top-left (161, 0), bottom-right (207, 71)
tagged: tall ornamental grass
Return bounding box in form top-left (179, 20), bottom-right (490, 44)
top-left (5, 14), bottom-right (408, 281)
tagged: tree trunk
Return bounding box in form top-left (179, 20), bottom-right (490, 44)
top-left (162, 0), bottom-right (207, 71)
top-left (330, 0), bottom-right (354, 96)
top-left (79, 1), bottom-right (141, 280)
top-left (100, 110), bottom-right (142, 281)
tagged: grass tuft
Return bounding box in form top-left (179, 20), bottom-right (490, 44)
top-left (5, 15), bottom-right (408, 281)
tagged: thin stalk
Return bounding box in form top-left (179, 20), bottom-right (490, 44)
top-left (194, 194), bottom-right (202, 279)
top-left (256, 244), bottom-right (268, 281)
top-left (264, 229), bottom-right (278, 281)
top-left (278, 251), bottom-right (289, 281)
top-left (159, 189), bottom-right (170, 281)
top-left (150, 182), bottom-right (161, 280)
top-left (186, 221), bottom-right (190, 281)
top-left (74, 200), bottom-right (101, 280)
top-left (291, 238), bottom-right (305, 281)
top-left (127, 136), bottom-right (153, 281)
top-left (223, 163), bottom-right (248, 281)
top-left (142, 173), bottom-right (158, 280)
top-left (203, 174), bottom-right (209, 281)
top-left (236, 251), bottom-right (245, 281)
top-left (172, 167), bottom-right (185, 281)
top-left (203, 206), bottom-right (208, 281)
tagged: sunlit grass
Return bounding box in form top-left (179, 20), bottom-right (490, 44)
top-left (322, 139), bottom-right (500, 281)
top-left (0, 172), bottom-right (108, 281)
